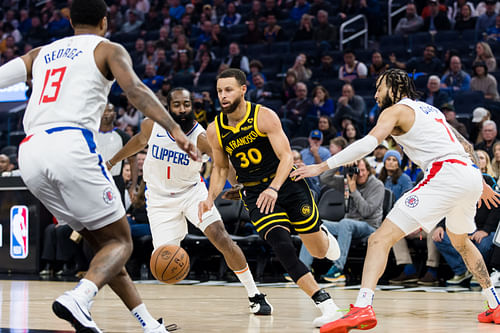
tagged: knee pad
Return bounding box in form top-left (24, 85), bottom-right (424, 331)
top-left (266, 227), bottom-right (309, 282)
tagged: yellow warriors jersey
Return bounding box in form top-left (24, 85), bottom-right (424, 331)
top-left (215, 102), bottom-right (280, 183)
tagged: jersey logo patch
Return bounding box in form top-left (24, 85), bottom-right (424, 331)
top-left (222, 132), bottom-right (230, 138)
top-left (156, 133), bottom-right (167, 138)
top-left (300, 204), bottom-right (312, 216)
top-left (241, 125), bottom-right (253, 131)
top-left (103, 187), bottom-right (115, 204)
top-left (405, 195), bottom-right (419, 208)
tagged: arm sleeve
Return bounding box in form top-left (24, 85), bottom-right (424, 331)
top-left (326, 135), bottom-right (379, 169)
top-left (0, 57), bottom-right (27, 89)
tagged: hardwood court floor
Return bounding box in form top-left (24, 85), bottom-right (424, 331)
top-left (1, 280), bottom-right (500, 333)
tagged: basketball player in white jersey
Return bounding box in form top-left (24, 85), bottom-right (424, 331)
top-left (292, 69), bottom-right (500, 332)
top-left (0, 0), bottom-right (196, 332)
top-left (107, 87), bottom-right (273, 315)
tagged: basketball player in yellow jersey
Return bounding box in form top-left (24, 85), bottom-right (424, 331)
top-left (198, 69), bottom-right (342, 327)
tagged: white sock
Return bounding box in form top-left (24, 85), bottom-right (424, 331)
top-left (482, 286), bottom-right (500, 309)
top-left (71, 279), bottom-right (98, 304)
top-left (234, 264), bottom-right (260, 297)
top-left (131, 303), bottom-right (160, 329)
top-left (354, 288), bottom-right (374, 308)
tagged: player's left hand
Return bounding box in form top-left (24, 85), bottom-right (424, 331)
top-left (256, 188), bottom-right (278, 214)
top-left (222, 183), bottom-right (243, 200)
top-left (478, 180), bottom-right (500, 209)
top-left (291, 163), bottom-right (327, 181)
top-left (171, 125), bottom-right (200, 161)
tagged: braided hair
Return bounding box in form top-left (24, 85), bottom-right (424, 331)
top-left (376, 69), bottom-right (420, 105)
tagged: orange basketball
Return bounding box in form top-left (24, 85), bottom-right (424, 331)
top-left (150, 245), bottom-right (190, 284)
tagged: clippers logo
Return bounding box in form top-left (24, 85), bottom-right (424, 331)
top-left (103, 187), bottom-right (115, 204)
top-left (10, 206), bottom-right (28, 259)
top-left (405, 195), bottom-right (419, 208)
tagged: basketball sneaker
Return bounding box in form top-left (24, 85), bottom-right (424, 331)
top-left (491, 269), bottom-right (500, 287)
top-left (249, 293), bottom-right (273, 315)
top-left (52, 291), bottom-right (102, 333)
top-left (477, 303), bottom-right (500, 324)
top-left (321, 225), bottom-right (341, 261)
top-left (313, 298), bottom-right (344, 327)
top-left (321, 266), bottom-right (346, 283)
top-left (320, 304), bottom-right (377, 333)
top-left (144, 318), bottom-right (171, 333)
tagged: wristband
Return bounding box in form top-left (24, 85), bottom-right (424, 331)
top-left (106, 160), bottom-right (114, 168)
top-left (268, 186), bottom-right (279, 193)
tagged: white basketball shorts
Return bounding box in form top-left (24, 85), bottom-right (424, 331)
top-left (145, 181), bottom-right (221, 249)
top-left (387, 156), bottom-right (483, 235)
top-left (18, 126), bottom-right (125, 231)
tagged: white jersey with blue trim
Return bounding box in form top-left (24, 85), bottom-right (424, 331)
top-left (23, 35), bottom-right (113, 134)
top-left (143, 121), bottom-right (205, 194)
top-left (392, 98), bottom-right (468, 170)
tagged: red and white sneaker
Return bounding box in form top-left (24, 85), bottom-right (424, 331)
top-left (320, 304), bottom-right (377, 333)
top-left (477, 303), bottom-right (500, 324)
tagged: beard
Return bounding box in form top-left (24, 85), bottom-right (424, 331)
top-left (170, 111), bottom-right (196, 133)
top-left (221, 97), bottom-right (241, 115)
top-left (379, 93), bottom-right (394, 111)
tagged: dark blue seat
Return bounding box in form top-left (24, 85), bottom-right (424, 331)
top-left (269, 41), bottom-right (290, 55)
top-left (246, 44), bottom-right (269, 59)
top-left (408, 32), bottom-right (432, 52)
top-left (454, 91), bottom-right (485, 116)
top-left (351, 78), bottom-right (375, 96)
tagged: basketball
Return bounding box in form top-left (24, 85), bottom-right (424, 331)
top-left (150, 245), bottom-right (190, 284)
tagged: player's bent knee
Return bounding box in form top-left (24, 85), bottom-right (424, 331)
top-left (367, 231), bottom-right (386, 248)
top-left (205, 221), bottom-right (235, 249)
top-left (266, 227), bottom-right (309, 282)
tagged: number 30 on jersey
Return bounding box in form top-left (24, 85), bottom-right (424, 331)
top-left (235, 148), bottom-right (262, 168)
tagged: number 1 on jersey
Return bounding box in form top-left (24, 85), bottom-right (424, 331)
top-left (167, 166), bottom-right (171, 179)
top-left (39, 66), bottom-right (67, 104)
top-left (435, 118), bottom-right (455, 142)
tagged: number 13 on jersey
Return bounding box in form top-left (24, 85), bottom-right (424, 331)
top-left (39, 66), bottom-right (67, 104)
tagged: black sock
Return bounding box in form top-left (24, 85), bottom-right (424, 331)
top-left (312, 289), bottom-right (331, 304)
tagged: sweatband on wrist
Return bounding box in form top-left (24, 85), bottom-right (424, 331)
top-left (326, 135), bottom-right (379, 169)
top-left (0, 57), bottom-right (27, 89)
top-left (268, 186), bottom-right (279, 193)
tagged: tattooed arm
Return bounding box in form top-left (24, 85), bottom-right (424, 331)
top-left (449, 126), bottom-right (479, 165)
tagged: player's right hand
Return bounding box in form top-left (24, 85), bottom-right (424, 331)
top-left (171, 126), bottom-right (200, 161)
top-left (290, 163), bottom-right (327, 181)
top-left (198, 199), bottom-right (213, 223)
top-left (478, 179), bottom-right (500, 209)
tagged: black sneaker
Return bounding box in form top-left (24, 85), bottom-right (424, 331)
top-left (248, 293), bottom-right (273, 315)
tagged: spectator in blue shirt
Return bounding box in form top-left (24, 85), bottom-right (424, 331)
top-left (476, 0), bottom-right (498, 33)
top-left (440, 56), bottom-right (471, 97)
top-left (142, 64), bottom-right (164, 93)
top-left (486, 13), bottom-right (500, 42)
top-left (169, 0), bottom-right (186, 22)
top-left (300, 129), bottom-right (330, 196)
top-left (378, 150), bottom-right (413, 201)
top-left (290, 0), bottom-right (310, 22)
top-left (300, 130), bottom-right (331, 166)
top-left (219, 2), bottom-right (242, 27)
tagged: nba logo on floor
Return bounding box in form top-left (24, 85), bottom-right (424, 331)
top-left (10, 205), bottom-right (28, 259)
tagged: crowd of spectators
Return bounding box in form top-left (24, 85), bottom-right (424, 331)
top-left (1, 0), bottom-right (500, 284)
